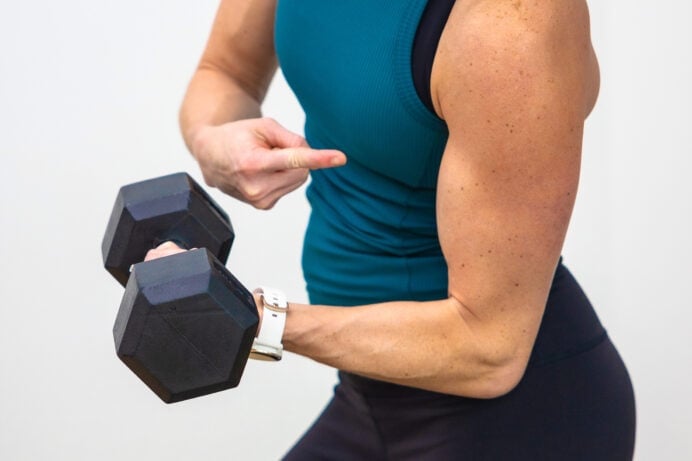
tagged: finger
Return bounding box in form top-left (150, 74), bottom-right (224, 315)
top-left (156, 241), bottom-right (184, 251)
top-left (144, 242), bottom-right (187, 261)
top-left (256, 118), bottom-right (309, 149)
top-left (146, 248), bottom-right (186, 260)
top-left (271, 146), bottom-right (347, 171)
top-left (252, 171), bottom-right (311, 209)
top-left (239, 168), bottom-right (307, 209)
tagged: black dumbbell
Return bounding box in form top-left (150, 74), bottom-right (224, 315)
top-left (102, 172), bottom-right (259, 403)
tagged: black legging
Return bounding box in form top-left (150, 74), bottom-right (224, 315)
top-left (283, 263), bottom-right (636, 460)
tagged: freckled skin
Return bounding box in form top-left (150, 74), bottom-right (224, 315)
top-left (178, 0), bottom-right (601, 399)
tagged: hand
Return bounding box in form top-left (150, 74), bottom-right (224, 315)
top-left (190, 118), bottom-right (347, 209)
top-left (143, 241), bottom-right (187, 261)
top-left (144, 242), bottom-right (265, 335)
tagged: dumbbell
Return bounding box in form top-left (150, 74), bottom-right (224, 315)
top-left (101, 172), bottom-right (259, 403)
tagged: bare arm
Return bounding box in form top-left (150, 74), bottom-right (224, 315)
top-left (280, 0), bottom-right (599, 398)
top-left (179, 0), bottom-right (346, 209)
top-left (179, 0), bottom-right (278, 150)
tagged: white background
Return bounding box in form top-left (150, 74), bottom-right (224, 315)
top-left (0, 1), bottom-right (690, 459)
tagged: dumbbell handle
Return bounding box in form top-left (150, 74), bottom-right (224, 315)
top-left (136, 246), bottom-right (288, 362)
top-left (115, 248), bottom-right (259, 403)
top-left (102, 172), bottom-right (233, 287)
top-left (132, 247), bottom-right (287, 362)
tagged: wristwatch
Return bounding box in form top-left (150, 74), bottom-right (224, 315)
top-left (249, 286), bottom-right (288, 361)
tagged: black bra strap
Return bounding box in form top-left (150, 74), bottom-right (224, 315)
top-left (411, 0), bottom-right (456, 116)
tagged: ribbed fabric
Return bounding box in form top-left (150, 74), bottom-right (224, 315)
top-left (275, 4), bottom-right (636, 459)
top-left (275, 0), bottom-right (448, 306)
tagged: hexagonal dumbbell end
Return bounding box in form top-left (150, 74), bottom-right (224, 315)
top-left (102, 172), bottom-right (234, 287)
top-left (114, 248), bottom-right (259, 403)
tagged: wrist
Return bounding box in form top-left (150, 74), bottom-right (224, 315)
top-left (250, 286), bottom-right (288, 361)
top-left (186, 124), bottom-right (214, 162)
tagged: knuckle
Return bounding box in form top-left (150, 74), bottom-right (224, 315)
top-left (286, 151), bottom-right (305, 169)
top-left (237, 155), bottom-right (263, 176)
top-left (243, 184), bottom-right (280, 209)
top-left (145, 249), bottom-right (165, 261)
top-left (260, 116), bottom-right (277, 127)
top-left (242, 184), bottom-right (265, 203)
top-left (255, 198), bottom-right (277, 210)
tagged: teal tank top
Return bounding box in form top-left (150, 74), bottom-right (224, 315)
top-left (275, 0), bottom-right (450, 305)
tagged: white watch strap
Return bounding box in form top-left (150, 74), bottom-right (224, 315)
top-left (250, 286), bottom-right (287, 361)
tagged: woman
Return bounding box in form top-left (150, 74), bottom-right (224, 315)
top-left (153, 0), bottom-right (636, 458)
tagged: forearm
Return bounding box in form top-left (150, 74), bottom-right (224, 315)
top-left (282, 298), bottom-right (528, 398)
top-left (178, 0), bottom-right (278, 156)
top-left (179, 67), bottom-right (268, 156)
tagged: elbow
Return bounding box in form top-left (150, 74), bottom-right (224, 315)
top-left (443, 354), bottom-right (527, 399)
top-left (441, 341), bottom-right (530, 399)
top-left (447, 297), bottom-right (532, 399)
top-left (466, 331), bottom-right (533, 399)
top-left (473, 355), bottom-right (528, 399)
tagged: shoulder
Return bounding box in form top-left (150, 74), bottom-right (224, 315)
top-left (439, 0), bottom-right (593, 47)
top-left (430, 0), bottom-right (598, 120)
